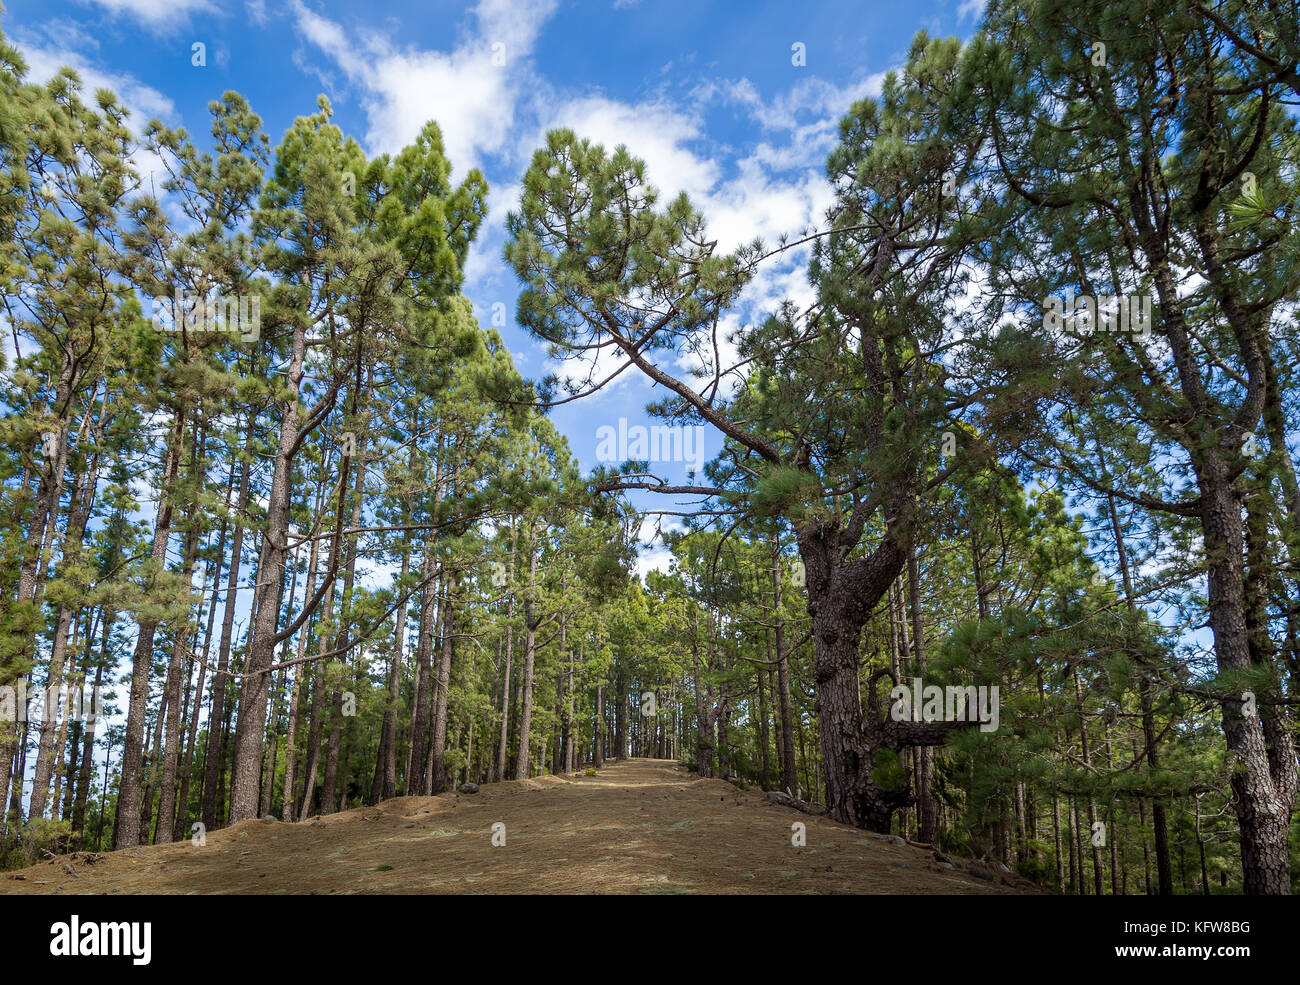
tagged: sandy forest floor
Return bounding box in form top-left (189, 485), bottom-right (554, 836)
top-left (0, 758), bottom-right (1039, 894)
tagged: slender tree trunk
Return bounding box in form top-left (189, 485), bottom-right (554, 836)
top-left (407, 551), bottom-right (438, 795)
top-left (771, 534), bottom-right (798, 797)
top-left (496, 622), bottom-right (513, 782)
top-left (259, 670), bottom-right (282, 818)
top-left (229, 318), bottom-right (313, 823)
top-left (592, 681), bottom-right (604, 769)
top-left (1052, 791), bottom-right (1064, 893)
top-left (690, 610), bottom-right (712, 778)
top-left (716, 671), bottom-right (731, 780)
top-left (31, 449), bottom-right (102, 820)
top-left (29, 604), bottom-right (75, 820)
top-left (1073, 668), bottom-right (1104, 895)
top-left (280, 526), bottom-right (320, 821)
top-left (514, 533), bottom-right (539, 780)
top-left (430, 567), bottom-right (456, 794)
top-left (907, 546), bottom-right (937, 844)
top-left (114, 414), bottom-right (183, 849)
top-left (155, 494), bottom-right (203, 845)
top-left (71, 647), bottom-right (106, 850)
top-left (1195, 796), bottom-right (1210, 895)
top-left (201, 423), bottom-right (254, 830)
top-left (298, 561), bottom-right (338, 818)
top-left (371, 547), bottom-right (410, 804)
top-left (140, 685), bottom-right (167, 844)
top-left (757, 653), bottom-right (770, 788)
top-left (175, 505), bottom-right (229, 838)
top-left (330, 446), bottom-right (368, 812)
top-left (564, 645), bottom-right (575, 774)
top-left (49, 629), bottom-right (78, 821)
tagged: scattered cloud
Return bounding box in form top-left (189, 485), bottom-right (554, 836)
top-left (291, 0), bottom-right (558, 175)
top-left (633, 514), bottom-right (684, 580)
top-left (523, 77), bottom-right (849, 402)
top-left (714, 72), bottom-right (888, 133)
top-left (284, 0), bottom-right (880, 438)
top-left (80, 0), bottom-right (218, 32)
top-left (15, 36), bottom-right (177, 123)
top-left (13, 31), bottom-right (177, 200)
top-left (634, 545), bottom-right (674, 580)
top-left (533, 94), bottom-right (719, 205)
top-left (16, 18), bottom-right (103, 54)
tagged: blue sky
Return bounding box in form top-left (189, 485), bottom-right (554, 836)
top-left (4, 0), bottom-right (989, 572)
top-left (3, 1), bottom-right (1244, 806)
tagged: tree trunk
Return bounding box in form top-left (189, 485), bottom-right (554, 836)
top-left (593, 681), bottom-right (604, 768)
top-left (802, 525), bottom-right (932, 831)
top-left (71, 646), bottom-right (106, 850)
top-left (1200, 471), bottom-right (1297, 893)
top-left (371, 548), bottom-right (410, 803)
top-left (155, 511), bottom-right (202, 844)
top-left (496, 623), bottom-right (513, 782)
top-left (408, 541), bottom-right (438, 793)
top-left (514, 536), bottom-right (539, 780)
top-left (175, 502), bottom-right (229, 837)
top-left (298, 572), bottom-right (337, 818)
top-left (114, 414), bottom-right (182, 848)
top-left (430, 567), bottom-right (456, 794)
top-left (564, 645), bottom-right (575, 774)
top-left (906, 546), bottom-right (937, 844)
top-left (229, 316), bottom-right (312, 823)
top-left (771, 534), bottom-right (798, 797)
top-left (690, 610), bottom-right (712, 778)
top-left (201, 422), bottom-right (254, 830)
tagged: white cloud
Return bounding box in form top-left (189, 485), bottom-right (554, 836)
top-left (706, 161), bottom-right (832, 253)
top-left (527, 85), bottom-right (838, 398)
top-left (632, 513), bottom-right (684, 580)
top-left (81, 0), bottom-right (217, 31)
top-left (529, 90), bottom-right (838, 251)
top-left (634, 545), bottom-right (674, 580)
top-left (16, 30), bottom-right (177, 204)
top-left (716, 72), bottom-right (888, 133)
top-left (531, 94), bottom-right (720, 205)
top-left (291, 0), bottom-right (557, 175)
top-left (958, 0), bottom-right (988, 23)
top-left (287, 3), bottom-right (884, 441)
top-left (16, 41), bottom-right (176, 124)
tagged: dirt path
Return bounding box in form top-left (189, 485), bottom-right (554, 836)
top-left (0, 759), bottom-right (1038, 894)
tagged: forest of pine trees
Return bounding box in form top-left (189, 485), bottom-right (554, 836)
top-left (1, 0), bottom-right (1299, 897)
